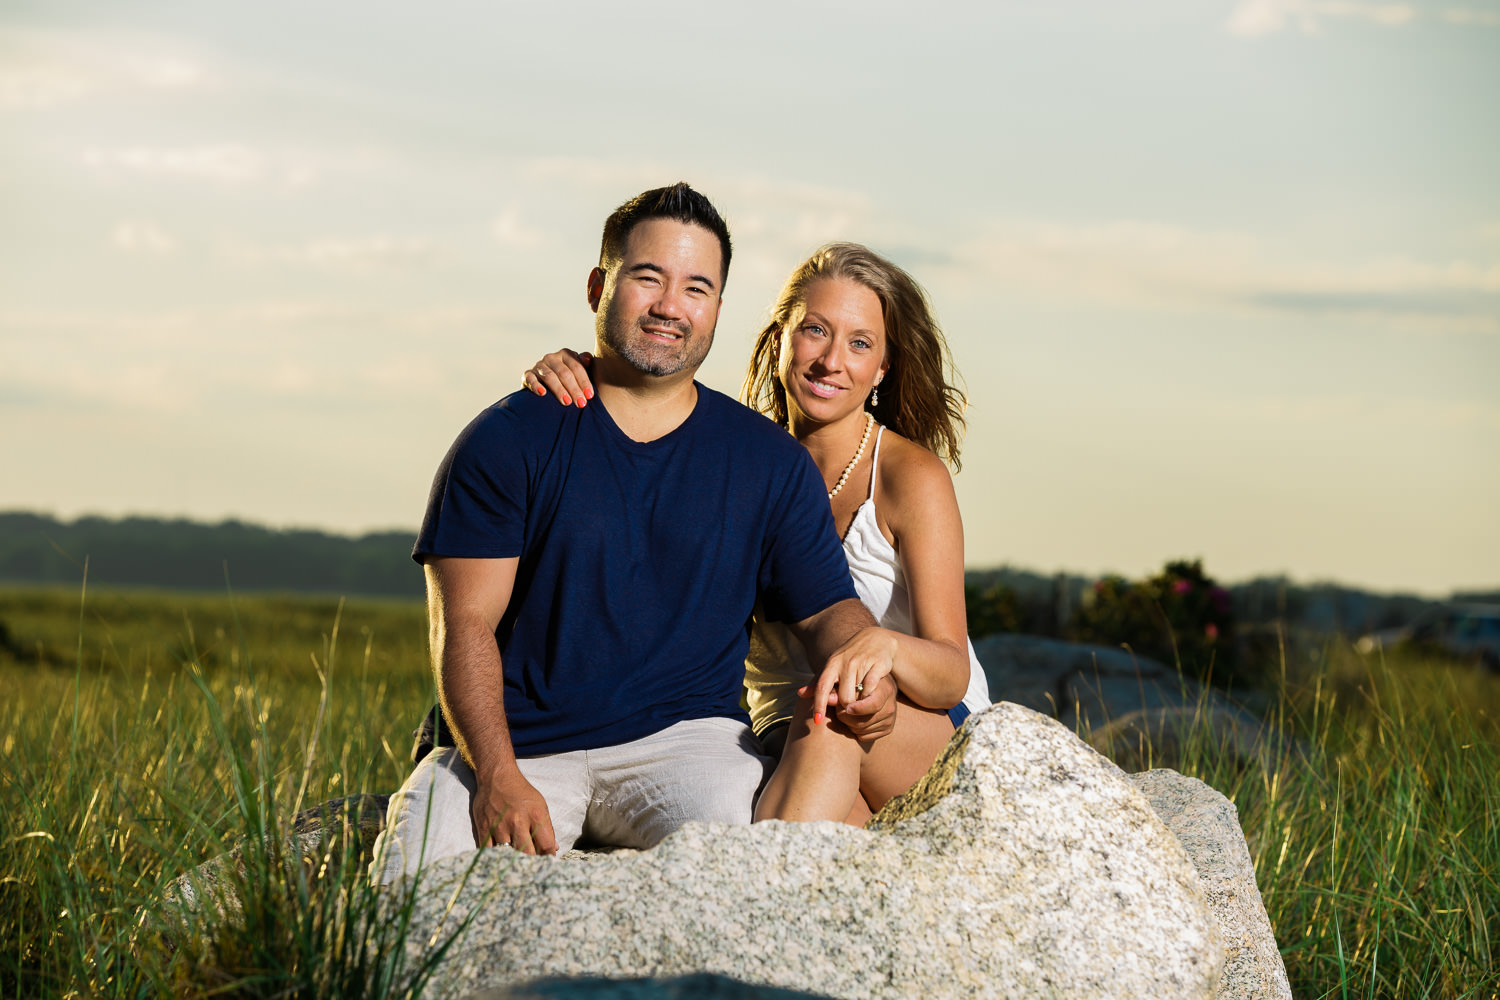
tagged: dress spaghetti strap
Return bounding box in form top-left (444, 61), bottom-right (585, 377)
top-left (867, 424), bottom-right (886, 501)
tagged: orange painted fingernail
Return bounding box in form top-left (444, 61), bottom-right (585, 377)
top-left (814, 712), bottom-right (825, 725)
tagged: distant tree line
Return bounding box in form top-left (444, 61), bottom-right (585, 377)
top-left (0, 511), bottom-right (423, 598)
top-left (4, 511), bottom-right (1492, 647)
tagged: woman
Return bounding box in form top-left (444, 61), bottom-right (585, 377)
top-left (523, 243), bottom-right (989, 825)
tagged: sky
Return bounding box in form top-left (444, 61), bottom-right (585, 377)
top-left (2, 0), bottom-right (1497, 596)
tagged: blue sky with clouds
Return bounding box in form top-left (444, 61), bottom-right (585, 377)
top-left (2, 0), bottom-right (1496, 594)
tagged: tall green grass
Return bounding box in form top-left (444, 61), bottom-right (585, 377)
top-left (2, 584), bottom-right (1497, 998)
top-left (1145, 637), bottom-right (1500, 999)
top-left (0, 583), bottom-right (448, 997)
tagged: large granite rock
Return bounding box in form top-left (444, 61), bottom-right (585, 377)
top-left (1131, 771), bottom-right (1292, 1000)
top-left (391, 703), bottom-right (1227, 1000)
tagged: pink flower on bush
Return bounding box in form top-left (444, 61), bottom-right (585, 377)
top-left (1172, 579), bottom-right (1193, 595)
top-left (1204, 623), bottom-right (1219, 640)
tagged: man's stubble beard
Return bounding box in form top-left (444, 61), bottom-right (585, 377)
top-left (598, 310), bottom-right (715, 379)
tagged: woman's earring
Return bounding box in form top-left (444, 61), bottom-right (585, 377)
top-left (870, 383), bottom-right (880, 408)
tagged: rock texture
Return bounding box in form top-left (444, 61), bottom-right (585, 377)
top-left (1130, 771), bottom-right (1292, 1000)
top-left (1089, 705), bottom-right (1286, 774)
top-left (165, 793), bottom-right (389, 919)
top-left (392, 703), bottom-right (1226, 1000)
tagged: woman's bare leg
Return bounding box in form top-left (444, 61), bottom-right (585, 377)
top-left (753, 696), bottom-right (862, 822)
top-left (843, 794), bottom-right (874, 826)
top-left (754, 695), bottom-right (958, 824)
top-left (855, 700), bottom-right (956, 815)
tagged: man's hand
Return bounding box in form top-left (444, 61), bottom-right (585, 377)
top-left (470, 768), bottom-right (559, 856)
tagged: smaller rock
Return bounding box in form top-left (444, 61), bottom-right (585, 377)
top-left (162, 793), bottom-right (390, 920)
top-left (972, 633), bottom-right (1191, 732)
top-left (1130, 770), bottom-right (1291, 1000)
top-left (1089, 705), bottom-right (1284, 773)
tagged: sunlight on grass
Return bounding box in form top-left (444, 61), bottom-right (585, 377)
top-left (1, 585), bottom-right (1497, 998)
top-left (0, 585), bottom-right (441, 997)
top-left (1173, 639), bottom-right (1500, 999)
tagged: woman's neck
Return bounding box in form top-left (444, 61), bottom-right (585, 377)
top-left (791, 409), bottom-right (873, 480)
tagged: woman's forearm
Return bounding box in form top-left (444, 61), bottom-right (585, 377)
top-left (886, 630), bottom-right (969, 709)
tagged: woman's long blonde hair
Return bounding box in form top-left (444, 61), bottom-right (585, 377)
top-left (741, 242), bottom-right (968, 469)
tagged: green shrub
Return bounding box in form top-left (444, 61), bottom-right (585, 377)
top-left (1072, 559), bottom-right (1250, 688)
top-left (964, 582), bottom-right (1029, 637)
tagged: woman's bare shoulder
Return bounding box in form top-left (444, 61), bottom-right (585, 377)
top-left (876, 427), bottom-right (959, 511)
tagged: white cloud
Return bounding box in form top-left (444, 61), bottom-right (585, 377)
top-left (521, 156), bottom-right (679, 191)
top-left (1248, 393), bottom-right (1500, 432)
top-left (125, 55), bottom-right (203, 90)
top-left (722, 176), bottom-right (873, 249)
top-left (0, 65), bottom-right (90, 111)
top-left (1442, 6), bottom-right (1500, 24)
top-left (1229, 0), bottom-right (1424, 35)
top-left (1231, 0), bottom-right (1500, 33)
top-left (81, 143), bottom-right (327, 187)
top-left (0, 27), bottom-right (210, 111)
top-left (0, 356), bottom-right (195, 415)
top-left (515, 156), bottom-right (871, 235)
top-left (492, 205), bottom-right (546, 248)
top-left (224, 235), bottom-right (440, 270)
top-left (0, 296), bottom-right (553, 428)
top-left (948, 219), bottom-right (1500, 331)
top-left (112, 221), bottom-right (177, 254)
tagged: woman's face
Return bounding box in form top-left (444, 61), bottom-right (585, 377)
top-left (776, 277), bottom-right (889, 427)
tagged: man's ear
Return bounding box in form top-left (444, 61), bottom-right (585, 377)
top-left (586, 267), bottom-right (606, 313)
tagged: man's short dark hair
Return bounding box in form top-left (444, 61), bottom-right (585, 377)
top-left (599, 182), bottom-right (733, 288)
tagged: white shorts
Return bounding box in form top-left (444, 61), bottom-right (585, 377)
top-left (369, 716), bottom-right (772, 883)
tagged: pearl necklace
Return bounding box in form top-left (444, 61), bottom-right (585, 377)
top-left (827, 412), bottom-right (875, 499)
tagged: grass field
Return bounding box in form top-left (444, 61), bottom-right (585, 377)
top-left (1, 583), bottom-right (1497, 998)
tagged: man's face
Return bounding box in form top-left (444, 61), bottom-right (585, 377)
top-left (590, 219), bottom-right (723, 378)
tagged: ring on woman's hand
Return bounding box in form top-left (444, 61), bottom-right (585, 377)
top-left (856, 683), bottom-right (865, 694)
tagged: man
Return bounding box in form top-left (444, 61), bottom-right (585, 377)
top-left (371, 183), bottom-right (897, 882)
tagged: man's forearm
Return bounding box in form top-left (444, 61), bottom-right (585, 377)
top-left (799, 598), bottom-right (966, 710)
top-left (796, 597), bottom-right (879, 664)
top-left (433, 614), bottom-right (520, 780)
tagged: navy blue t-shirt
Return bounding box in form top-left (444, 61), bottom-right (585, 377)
top-left (413, 384), bottom-right (857, 756)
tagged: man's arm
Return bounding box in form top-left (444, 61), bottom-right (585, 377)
top-left (789, 598), bottom-right (900, 743)
top-left (425, 556), bottom-right (558, 855)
